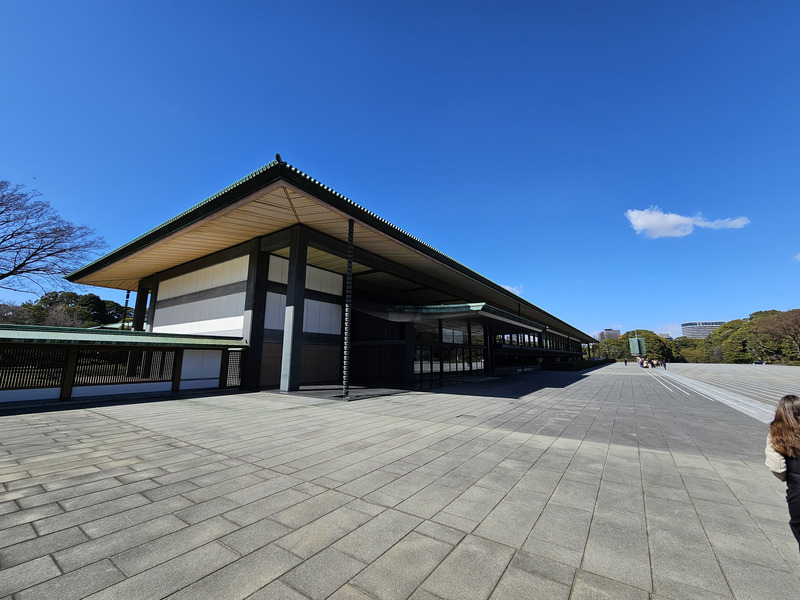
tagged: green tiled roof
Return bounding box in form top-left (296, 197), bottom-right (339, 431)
top-left (0, 325), bottom-right (247, 349)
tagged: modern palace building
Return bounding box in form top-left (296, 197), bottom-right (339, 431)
top-left (681, 321), bottom-right (725, 339)
top-left (68, 157), bottom-right (596, 392)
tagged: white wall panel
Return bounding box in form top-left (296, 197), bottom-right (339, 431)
top-left (265, 292), bottom-right (287, 330)
top-left (159, 256), bottom-right (249, 300)
top-left (153, 291), bottom-right (245, 336)
top-left (268, 255), bottom-right (289, 284)
top-left (302, 299), bottom-right (342, 335)
top-left (306, 265), bottom-right (342, 295)
top-left (181, 349), bottom-right (222, 380)
top-left (153, 316), bottom-right (244, 335)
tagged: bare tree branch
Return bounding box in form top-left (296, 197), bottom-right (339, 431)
top-left (0, 181), bottom-right (106, 293)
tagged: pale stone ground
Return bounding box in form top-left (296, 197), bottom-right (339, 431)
top-left (1, 362), bottom-right (799, 599)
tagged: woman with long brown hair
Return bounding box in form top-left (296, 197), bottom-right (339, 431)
top-left (766, 394), bottom-right (800, 549)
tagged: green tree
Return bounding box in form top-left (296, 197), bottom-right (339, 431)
top-left (594, 338), bottom-right (626, 360)
top-left (757, 309), bottom-right (800, 359)
top-left (6, 291), bottom-right (131, 327)
top-left (673, 337), bottom-right (705, 363)
top-left (618, 330), bottom-right (674, 361)
top-left (702, 319), bottom-right (761, 363)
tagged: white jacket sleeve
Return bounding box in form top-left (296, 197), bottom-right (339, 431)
top-left (765, 434), bottom-right (787, 481)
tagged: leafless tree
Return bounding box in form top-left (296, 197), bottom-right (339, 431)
top-left (0, 181), bottom-right (105, 293)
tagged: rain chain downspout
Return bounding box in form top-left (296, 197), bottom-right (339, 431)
top-left (342, 219), bottom-right (354, 399)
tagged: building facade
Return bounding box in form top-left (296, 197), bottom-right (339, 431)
top-left (69, 158), bottom-right (596, 392)
top-left (597, 329), bottom-right (620, 341)
top-left (681, 321), bottom-right (725, 339)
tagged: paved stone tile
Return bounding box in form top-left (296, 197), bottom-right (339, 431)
top-left (0, 555), bottom-right (61, 597)
top-left (0, 526), bottom-right (88, 569)
top-left (84, 541), bottom-right (238, 600)
top-left (363, 471), bottom-right (438, 507)
top-left (394, 482), bottom-right (465, 519)
top-left (15, 478), bottom-right (121, 510)
top-left (34, 494), bottom-right (150, 535)
top-left (141, 480), bottom-right (199, 502)
top-left (1, 465), bottom-right (100, 488)
top-left (548, 478), bottom-right (600, 512)
top-left (421, 534), bottom-right (514, 600)
top-left (218, 517), bottom-right (291, 556)
top-left (333, 509), bottom-right (422, 563)
top-left (0, 484), bottom-right (45, 504)
top-left (336, 469), bottom-right (399, 497)
top-left (80, 495), bottom-right (194, 538)
top-left (280, 547), bottom-right (366, 600)
top-left (59, 480), bottom-right (160, 511)
top-left (0, 502), bottom-right (63, 530)
top-left (168, 543), bottom-right (302, 600)
top-left (651, 573), bottom-right (734, 600)
top-left (222, 474), bottom-right (304, 505)
top-left (223, 488), bottom-right (310, 527)
top-left (174, 496), bottom-right (240, 524)
top-left (510, 549), bottom-right (575, 587)
top-left (645, 495), bottom-right (731, 597)
top-left (472, 494), bottom-right (548, 548)
top-left (489, 565), bottom-right (570, 600)
top-left (3, 364), bottom-right (800, 599)
top-left (111, 515), bottom-right (238, 576)
top-left (582, 481), bottom-right (651, 591)
top-left (350, 531), bottom-right (452, 599)
top-left (413, 520), bottom-right (466, 546)
top-left (37, 465), bottom-right (135, 492)
top-left (0, 522), bottom-right (37, 550)
top-left (570, 569), bottom-right (649, 599)
top-left (276, 505), bottom-right (372, 559)
top-left (15, 559), bottom-right (125, 600)
top-left (246, 579), bottom-right (309, 599)
top-left (716, 554), bottom-right (799, 600)
top-left (182, 473), bottom-right (266, 503)
top-left (270, 489), bottom-right (354, 529)
top-left (54, 514), bottom-right (187, 572)
top-left (438, 485), bottom-right (505, 523)
top-left (524, 502), bottom-right (592, 554)
top-left (150, 460), bottom-right (227, 485)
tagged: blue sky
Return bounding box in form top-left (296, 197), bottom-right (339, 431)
top-left (2, 1), bottom-right (799, 339)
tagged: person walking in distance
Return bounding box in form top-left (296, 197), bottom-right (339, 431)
top-left (766, 395), bottom-right (800, 551)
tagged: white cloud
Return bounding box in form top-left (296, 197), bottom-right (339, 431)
top-left (502, 284), bottom-right (523, 295)
top-left (795, 253), bottom-right (800, 262)
top-left (625, 206), bottom-right (749, 239)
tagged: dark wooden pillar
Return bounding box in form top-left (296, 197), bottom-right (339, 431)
top-left (242, 239), bottom-right (269, 389)
top-left (485, 322), bottom-right (494, 376)
top-left (404, 323), bottom-right (415, 384)
top-left (60, 346), bottom-right (80, 401)
top-left (172, 348), bottom-right (183, 392)
top-left (280, 226), bottom-right (309, 392)
top-left (133, 281), bottom-right (150, 331)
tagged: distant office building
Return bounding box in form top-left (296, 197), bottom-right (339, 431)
top-left (659, 333), bottom-right (673, 341)
top-left (681, 321), bottom-right (724, 339)
top-left (598, 329), bottom-right (621, 341)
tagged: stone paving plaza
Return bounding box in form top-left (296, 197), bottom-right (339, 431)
top-left (2, 362), bottom-right (800, 599)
